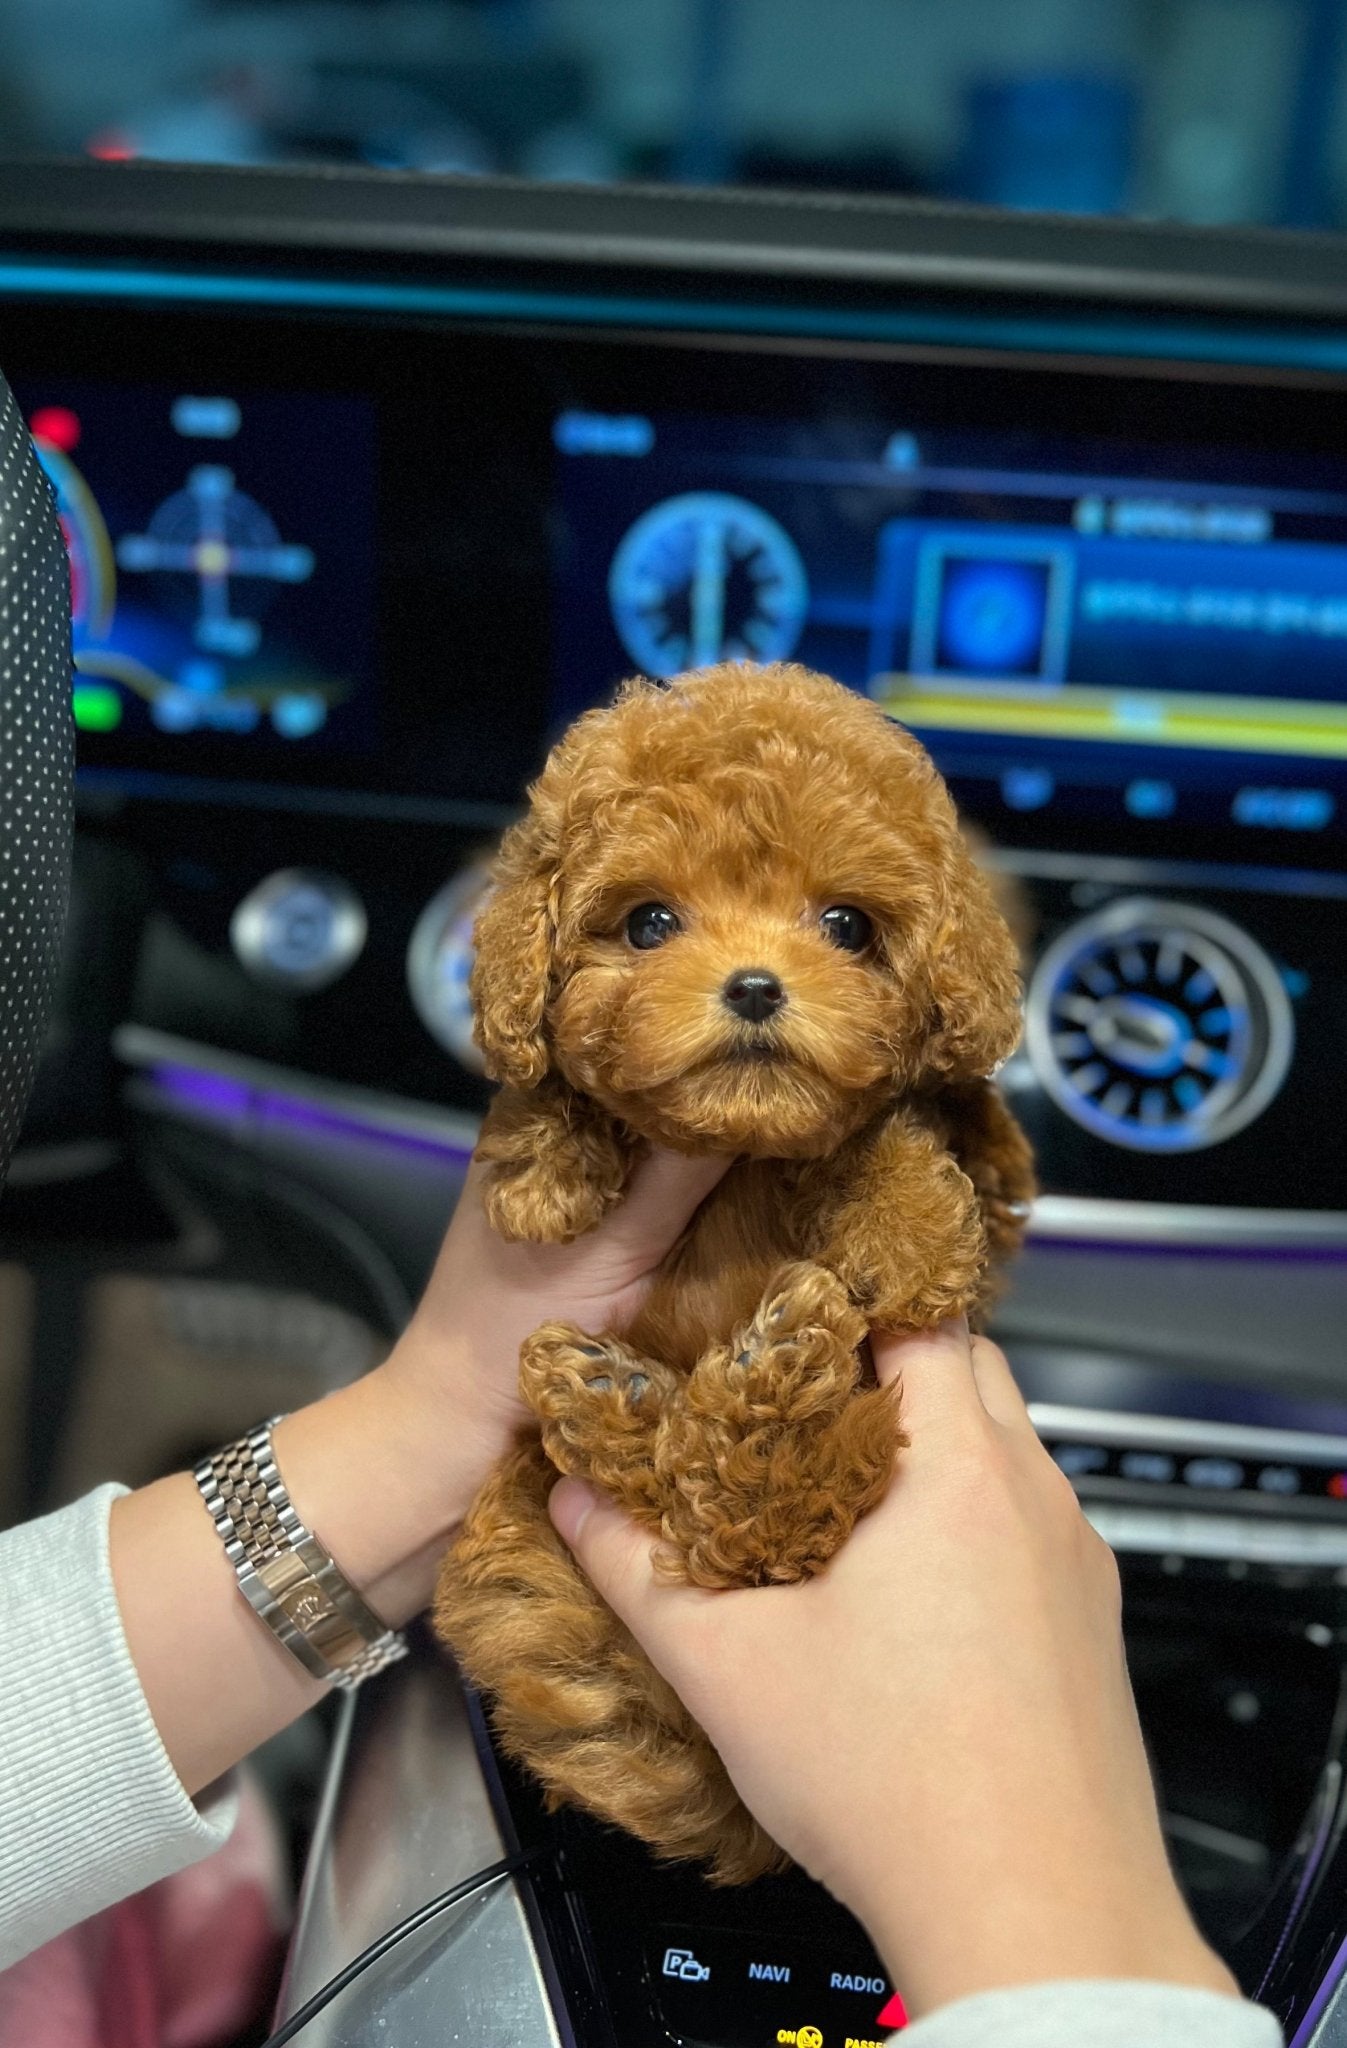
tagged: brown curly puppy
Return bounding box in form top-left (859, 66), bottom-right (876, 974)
top-left (433, 661), bottom-right (1035, 1882)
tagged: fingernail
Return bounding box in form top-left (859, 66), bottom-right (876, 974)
top-left (548, 1477), bottom-right (598, 1547)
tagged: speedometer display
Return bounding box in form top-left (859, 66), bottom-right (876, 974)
top-left (607, 492), bottom-right (809, 677)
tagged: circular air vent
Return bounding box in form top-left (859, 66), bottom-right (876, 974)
top-left (406, 861), bottom-right (494, 1073)
top-left (1024, 898), bottom-right (1294, 1153)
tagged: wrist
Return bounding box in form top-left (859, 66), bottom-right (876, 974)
top-left (271, 1351), bottom-right (503, 1630)
top-left (380, 1320), bottom-right (524, 1494)
top-left (853, 1868), bottom-right (1234, 2021)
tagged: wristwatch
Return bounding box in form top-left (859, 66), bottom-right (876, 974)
top-left (195, 1417), bottom-right (408, 1690)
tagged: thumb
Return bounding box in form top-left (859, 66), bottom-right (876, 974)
top-left (549, 1481), bottom-right (728, 1726)
top-left (548, 1478), bottom-right (663, 1629)
top-left (603, 1145), bottom-right (734, 1260)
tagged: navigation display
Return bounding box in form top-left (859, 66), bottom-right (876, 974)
top-left (14, 380), bottom-right (376, 753)
top-left (554, 411), bottom-right (1347, 846)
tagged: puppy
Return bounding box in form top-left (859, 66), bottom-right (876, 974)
top-left (433, 661), bottom-right (1035, 1882)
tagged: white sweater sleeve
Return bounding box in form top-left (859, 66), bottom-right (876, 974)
top-left (897, 1979), bottom-right (1283, 2047)
top-left (0, 1484), bottom-right (238, 1968)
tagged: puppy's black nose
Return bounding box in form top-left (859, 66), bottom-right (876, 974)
top-left (722, 969), bottom-right (785, 1023)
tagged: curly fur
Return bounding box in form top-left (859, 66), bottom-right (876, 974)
top-left (433, 662), bottom-right (1036, 1882)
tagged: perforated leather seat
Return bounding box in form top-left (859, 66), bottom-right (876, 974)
top-left (0, 373), bottom-right (74, 1184)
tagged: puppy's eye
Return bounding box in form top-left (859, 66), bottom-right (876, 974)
top-left (626, 902), bottom-right (681, 950)
top-left (820, 905), bottom-right (873, 952)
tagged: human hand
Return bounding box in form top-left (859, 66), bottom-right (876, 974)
top-left (548, 1321), bottom-right (1235, 2021)
top-left (386, 1145), bottom-right (731, 1479)
top-left (112, 1144), bottom-right (733, 1797)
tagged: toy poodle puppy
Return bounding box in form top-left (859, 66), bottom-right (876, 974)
top-left (434, 661), bottom-right (1035, 1882)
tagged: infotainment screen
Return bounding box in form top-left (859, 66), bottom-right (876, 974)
top-left (6, 295), bottom-right (1347, 864)
top-left (554, 409), bottom-right (1347, 846)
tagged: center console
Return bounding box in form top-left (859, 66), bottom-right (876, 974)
top-left (1, 162), bottom-right (1346, 2044)
top-left (278, 1472), bottom-right (1347, 2048)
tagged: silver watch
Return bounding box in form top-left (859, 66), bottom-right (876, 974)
top-left (195, 1417), bottom-right (408, 1691)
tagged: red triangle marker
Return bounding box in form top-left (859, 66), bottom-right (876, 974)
top-left (877, 1990), bottom-right (908, 2029)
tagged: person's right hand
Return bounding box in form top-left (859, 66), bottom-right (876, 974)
top-left (549, 1321), bottom-right (1237, 2023)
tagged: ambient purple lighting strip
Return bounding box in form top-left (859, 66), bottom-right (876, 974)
top-left (147, 1061), bottom-right (1345, 1261)
top-left (148, 1061), bottom-right (477, 1169)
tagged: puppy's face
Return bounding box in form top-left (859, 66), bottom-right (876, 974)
top-left (472, 665), bottom-right (1023, 1157)
top-left (548, 794), bottom-right (933, 1155)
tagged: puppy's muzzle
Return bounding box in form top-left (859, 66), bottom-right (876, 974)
top-left (722, 969), bottom-right (786, 1025)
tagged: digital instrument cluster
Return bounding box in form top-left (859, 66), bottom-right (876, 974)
top-left (17, 382), bottom-right (376, 754)
top-left (10, 304), bottom-right (1347, 863)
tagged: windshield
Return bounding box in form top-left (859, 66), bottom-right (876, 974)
top-left (0, 0), bottom-right (1337, 230)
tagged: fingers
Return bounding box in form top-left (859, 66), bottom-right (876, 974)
top-left (606, 1145), bottom-right (734, 1252)
top-left (457, 1154), bottom-right (495, 1226)
top-left (969, 1335), bottom-right (1033, 1432)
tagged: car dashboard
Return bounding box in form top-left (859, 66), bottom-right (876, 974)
top-left (1, 159), bottom-right (1346, 2045)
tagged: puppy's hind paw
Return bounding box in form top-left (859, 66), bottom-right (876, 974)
top-left (521, 1325), bottom-right (670, 1417)
top-left (661, 1264), bottom-right (895, 1589)
top-left (736, 1260), bottom-right (868, 1369)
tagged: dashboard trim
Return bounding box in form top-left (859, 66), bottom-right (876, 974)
top-left (993, 846), bottom-right (1347, 903)
top-left (9, 256), bottom-right (1347, 377)
top-left (1028, 1196), bottom-right (1347, 1250)
top-left (116, 1025), bottom-right (480, 1162)
top-left (77, 765), bottom-right (517, 828)
top-left (276, 1653), bottom-right (563, 2048)
top-left (1029, 1403), bottom-right (1347, 1464)
top-left (116, 1030), bottom-right (1347, 1251)
top-left (1083, 1501), bottom-right (1347, 1567)
top-left (8, 161), bottom-right (1347, 331)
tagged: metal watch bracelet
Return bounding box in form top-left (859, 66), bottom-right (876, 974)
top-left (194, 1416), bottom-right (408, 1691)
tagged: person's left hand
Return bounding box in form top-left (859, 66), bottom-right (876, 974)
top-left (385, 1145), bottom-right (732, 1484)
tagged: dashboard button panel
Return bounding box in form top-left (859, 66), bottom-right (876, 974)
top-left (647, 1923), bottom-right (901, 2045)
top-left (1033, 1404), bottom-right (1347, 1572)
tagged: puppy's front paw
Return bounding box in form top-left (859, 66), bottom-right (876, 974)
top-left (520, 1323), bottom-right (677, 1514)
top-left (483, 1160), bottom-right (619, 1244)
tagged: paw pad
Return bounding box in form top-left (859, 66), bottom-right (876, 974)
top-left (585, 1370), bottom-right (650, 1402)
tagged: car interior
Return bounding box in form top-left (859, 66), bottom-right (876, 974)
top-left (1, 155), bottom-right (1346, 2046)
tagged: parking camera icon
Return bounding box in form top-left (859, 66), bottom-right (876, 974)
top-left (662, 1946), bottom-right (712, 1983)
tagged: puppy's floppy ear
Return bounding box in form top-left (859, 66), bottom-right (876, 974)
top-left (471, 809), bottom-right (561, 1089)
top-left (922, 840), bottom-right (1024, 1082)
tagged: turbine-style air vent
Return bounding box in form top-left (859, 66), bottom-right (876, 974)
top-left (1024, 899), bottom-right (1294, 1153)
